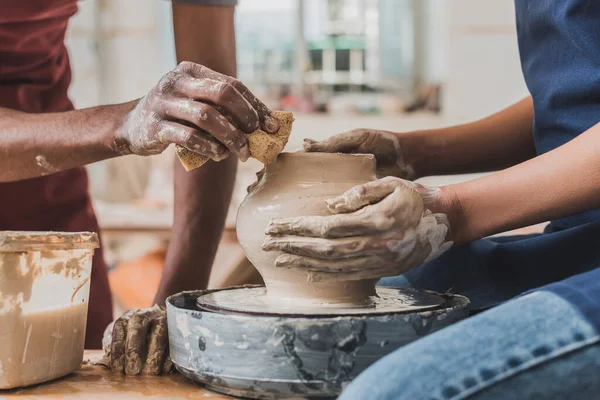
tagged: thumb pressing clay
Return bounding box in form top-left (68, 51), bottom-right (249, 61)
top-left (176, 111), bottom-right (295, 171)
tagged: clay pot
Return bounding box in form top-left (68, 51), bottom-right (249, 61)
top-left (237, 152), bottom-right (378, 308)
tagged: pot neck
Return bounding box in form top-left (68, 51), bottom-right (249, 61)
top-left (264, 152), bottom-right (376, 184)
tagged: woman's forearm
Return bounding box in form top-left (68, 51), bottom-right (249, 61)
top-left (0, 103), bottom-right (133, 182)
top-left (444, 119), bottom-right (600, 244)
top-left (406, 97), bottom-right (536, 178)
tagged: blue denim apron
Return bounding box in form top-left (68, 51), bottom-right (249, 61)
top-left (381, 0), bottom-right (600, 331)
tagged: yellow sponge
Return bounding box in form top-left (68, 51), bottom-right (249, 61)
top-left (175, 147), bottom-right (210, 171)
top-left (176, 111), bottom-right (294, 171)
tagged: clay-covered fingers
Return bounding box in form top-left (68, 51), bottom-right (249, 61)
top-left (303, 129), bottom-right (400, 156)
top-left (109, 306), bottom-right (169, 375)
top-left (124, 307), bottom-right (163, 375)
top-left (117, 62), bottom-right (277, 157)
top-left (303, 129), bottom-right (365, 153)
top-left (174, 62), bottom-right (279, 134)
top-left (326, 178), bottom-right (425, 230)
top-left (303, 134), bottom-right (357, 153)
top-left (266, 178), bottom-right (424, 238)
top-left (268, 224), bottom-right (445, 280)
top-left (157, 121), bottom-right (230, 161)
top-left (161, 99), bottom-right (249, 160)
top-left (304, 129), bottom-right (416, 180)
top-left (263, 230), bottom-right (412, 260)
top-left (265, 210), bottom-right (394, 239)
top-left (303, 129), bottom-right (376, 153)
top-left (325, 176), bottom-right (408, 213)
top-left (165, 75), bottom-right (258, 133)
top-left (109, 309), bottom-right (135, 373)
top-left (143, 315), bottom-right (169, 375)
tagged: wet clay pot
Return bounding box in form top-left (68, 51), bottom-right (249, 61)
top-left (237, 152), bottom-right (378, 308)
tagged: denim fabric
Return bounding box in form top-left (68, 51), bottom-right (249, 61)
top-left (339, 290), bottom-right (600, 399)
top-left (515, 0), bottom-right (600, 230)
top-left (379, 226), bottom-right (600, 314)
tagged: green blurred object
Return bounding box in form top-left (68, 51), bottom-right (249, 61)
top-left (307, 36), bottom-right (366, 50)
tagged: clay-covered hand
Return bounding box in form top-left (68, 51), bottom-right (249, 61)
top-left (114, 61), bottom-right (279, 158)
top-left (262, 177), bottom-right (452, 282)
top-left (303, 129), bottom-right (415, 179)
top-left (101, 305), bottom-right (171, 375)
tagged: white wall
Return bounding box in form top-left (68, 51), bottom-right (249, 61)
top-left (441, 0), bottom-right (528, 122)
top-left (67, 0), bottom-right (176, 204)
top-left (422, 0), bottom-right (448, 83)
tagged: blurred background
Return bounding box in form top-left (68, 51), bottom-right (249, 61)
top-left (65, 0), bottom-right (531, 314)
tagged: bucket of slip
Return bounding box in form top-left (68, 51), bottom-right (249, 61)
top-left (167, 286), bottom-right (470, 399)
top-left (0, 231), bottom-right (99, 389)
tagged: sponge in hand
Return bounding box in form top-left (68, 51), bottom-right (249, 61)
top-left (176, 111), bottom-right (294, 171)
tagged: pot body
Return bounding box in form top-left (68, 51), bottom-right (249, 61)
top-left (237, 152), bottom-right (378, 307)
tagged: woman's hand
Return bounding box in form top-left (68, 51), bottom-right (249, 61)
top-left (262, 177), bottom-right (454, 282)
top-left (113, 61), bottom-right (279, 158)
top-left (251, 128), bottom-right (416, 194)
top-left (303, 129), bottom-right (417, 179)
top-left (101, 306), bottom-right (171, 375)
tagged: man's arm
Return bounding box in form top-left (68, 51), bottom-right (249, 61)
top-left (154, 2), bottom-right (239, 304)
top-left (406, 96), bottom-right (536, 177)
top-left (444, 118), bottom-right (600, 244)
top-left (103, 3), bottom-right (281, 375)
top-left (0, 103), bottom-right (133, 182)
top-left (0, 9), bottom-right (270, 185)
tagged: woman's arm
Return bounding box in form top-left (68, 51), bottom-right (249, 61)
top-left (408, 96), bottom-right (536, 177)
top-left (304, 97), bottom-right (536, 180)
top-left (262, 109), bottom-right (599, 278)
top-left (444, 118), bottom-right (600, 244)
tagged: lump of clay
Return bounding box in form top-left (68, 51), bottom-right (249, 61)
top-left (237, 152), bottom-right (380, 307)
top-left (176, 111), bottom-right (295, 171)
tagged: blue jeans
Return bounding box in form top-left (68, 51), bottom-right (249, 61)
top-left (338, 233), bottom-right (600, 399)
top-left (339, 288), bottom-right (600, 399)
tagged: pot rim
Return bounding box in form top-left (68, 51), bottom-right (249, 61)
top-left (0, 231), bottom-right (99, 252)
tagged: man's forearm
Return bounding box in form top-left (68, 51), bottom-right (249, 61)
top-left (0, 102), bottom-right (133, 182)
top-left (155, 157), bottom-right (237, 303)
top-left (154, 3), bottom-right (238, 304)
top-left (444, 119), bottom-right (600, 244)
top-left (406, 97), bottom-right (536, 178)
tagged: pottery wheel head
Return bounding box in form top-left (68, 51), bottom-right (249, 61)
top-left (195, 286), bottom-right (447, 317)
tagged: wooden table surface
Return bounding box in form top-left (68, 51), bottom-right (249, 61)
top-left (0, 351), bottom-right (235, 400)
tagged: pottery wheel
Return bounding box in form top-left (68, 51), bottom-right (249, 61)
top-left (196, 286), bottom-right (445, 317)
top-left (168, 287), bottom-right (470, 399)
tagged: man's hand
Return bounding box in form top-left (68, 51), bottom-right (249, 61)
top-left (114, 61), bottom-right (279, 158)
top-left (303, 129), bottom-right (416, 179)
top-left (101, 306), bottom-right (171, 375)
top-left (262, 177), bottom-right (452, 282)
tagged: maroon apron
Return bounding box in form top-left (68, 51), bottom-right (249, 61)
top-left (0, 0), bottom-right (113, 349)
